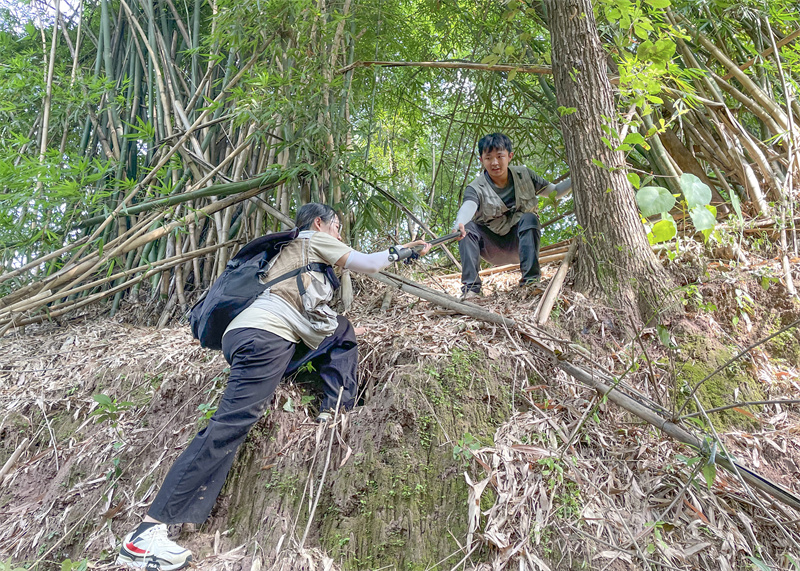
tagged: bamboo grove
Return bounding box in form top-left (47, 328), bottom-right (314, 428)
top-left (0, 0), bottom-right (798, 330)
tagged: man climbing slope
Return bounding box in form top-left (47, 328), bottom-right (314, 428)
top-left (116, 203), bottom-right (430, 570)
top-left (453, 133), bottom-right (571, 300)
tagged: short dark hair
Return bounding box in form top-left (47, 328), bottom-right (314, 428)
top-left (478, 133), bottom-right (513, 156)
top-left (295, 203), bottom-right (337, 231)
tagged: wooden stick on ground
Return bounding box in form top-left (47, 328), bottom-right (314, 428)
top-left (535, 240), bottom-right (578, 325)
top-left (437, 249), bottom-right (568, 280)
top-left (0, 438), bottom-right (29, 485)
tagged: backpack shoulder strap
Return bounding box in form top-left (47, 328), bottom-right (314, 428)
top-left (262, 262), bottom-right (334, 292)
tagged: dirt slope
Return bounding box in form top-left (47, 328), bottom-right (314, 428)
top-left (1, 258), bottom-right (799, 570)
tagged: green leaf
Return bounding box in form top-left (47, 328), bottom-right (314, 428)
top-left (656, 324), bottom-right (672, 347)
top-left (730, 189), bottom-right (743, 221)
top-left (701, 463), bottom-right (716, 489)
top-left (93, 394), bottom-right (113, 407)
top-left (679, 173), bottom-right (712, 208)
top-left (644, 0), bottom-right (671, 8)
top-left (636, 185), bottom-right (676, 217)
top-left (748, 557), bottom-right (773, 571)
top-left (653, 38), bottom-right (676, 62)
top-left (283, 398), bottom-right (294, 412)
top-left (623, 132), bottom-right (645, 146)
top-left (648, 218), bottom-right (677, 244)
top-left (689, 205), bottom-right (716, 233)
top-left (627, 172), bottom-right (641, 189)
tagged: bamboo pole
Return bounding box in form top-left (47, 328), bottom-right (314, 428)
top-left (336, 60), bottom-right (552, 76)
top-left (77, 169), bottom-right (284, 228)
top-left (535, 240), bottom-right (578, 325)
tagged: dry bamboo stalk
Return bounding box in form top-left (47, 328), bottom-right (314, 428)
top-left (1, 184), bottom-right (273, 326)
top-left (0, 240), bottom-right (234, 321)
top-left (535, 240), bottom-right (578, 326)
top-left (436, 250), bottom-right (568, 280)
top-left (0, 237), bottom-right (90, 287)
top-left (336, 60), bottom-right (552, 76)
top-left (2, 241), bottom-right (237, 329)
top-left (0, 438), bottom-right (29, 485)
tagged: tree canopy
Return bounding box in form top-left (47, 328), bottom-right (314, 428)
top-left (0, 0), bottom-right (798, 327)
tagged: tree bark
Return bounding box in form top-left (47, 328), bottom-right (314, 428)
top-left (545, 0), bottom-right (678, 326)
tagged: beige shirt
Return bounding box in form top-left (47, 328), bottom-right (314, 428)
top-left (224, 231), bottom-right (352, 343)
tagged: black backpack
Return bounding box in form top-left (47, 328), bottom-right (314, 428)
top-left (189, 228), bottom-right (339, 350)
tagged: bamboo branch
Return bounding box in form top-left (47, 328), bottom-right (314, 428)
top-left (722, 27), bottom-right (800, 81)
top-left (336, 60), bottom-right (552, 76)
top-left (77, 169), bottom-right (285, 228)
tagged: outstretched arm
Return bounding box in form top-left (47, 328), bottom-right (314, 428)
top-left (336, 240), bottom-right (432, 273)
top-left (539, 177), bottom-right (572, 199)
top-left (452, 200), bottom-right (478, 240)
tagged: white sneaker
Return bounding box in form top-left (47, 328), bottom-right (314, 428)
top-left (116, 523), bottom-right (192, 570)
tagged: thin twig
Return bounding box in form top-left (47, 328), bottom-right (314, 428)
top-left (299, 387), bottom-right (344, 549)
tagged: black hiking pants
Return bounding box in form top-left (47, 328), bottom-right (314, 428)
top-left (147, 316), bottom-right (358, 524)
top-left (459, 212), bottom-right (540, 294)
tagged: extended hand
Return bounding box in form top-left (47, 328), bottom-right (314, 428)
top-left (402, 239), bottom-right (432, 256)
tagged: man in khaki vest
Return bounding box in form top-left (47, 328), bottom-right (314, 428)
top-left (453, 133), bottom-right (571, 300)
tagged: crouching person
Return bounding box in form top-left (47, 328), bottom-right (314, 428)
top-left (116, 203), bottom-right (430, 570)
top-left (453, 133), bottom-right (571, 299)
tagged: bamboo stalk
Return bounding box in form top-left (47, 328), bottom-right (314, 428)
top-left (680, 17), bottom-right (789, 131)
top-left (0, 237), bottom-right (90, 287)
top-left (535, 240), bottom-right (578, 326)
top-left (77, 169), bottom-right (284, 228)
top-left (436, 246), bottom-right (571, 280)
top-left (722, 27), bottom-right (800, 81)
top-left (336, 60), bottom-right (552, 76)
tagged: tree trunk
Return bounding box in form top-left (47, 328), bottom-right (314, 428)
top-left (545, 0), bottom-right (678, 326)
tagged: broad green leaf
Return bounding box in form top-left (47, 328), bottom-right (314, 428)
top-left (636, 185), bottom-right (675, 217)
top-left (283, 398), bottom-right (295, 412)
top-left (627, 172), bottom-right (641, 189)
top-left (679, 173), bottom-right (712, 208)
top-left (689, 205), bottom-right (716, 232)
top-left (636, 40), bottom-right (656, 61)
top-left (648, 218), bottom-right (677, 244)
top-left (645, 0), bottom-right (671, 8)
top-left (623, 132), bottom-right (645, 146)
top-left (93, 394), bottom-right (113, 407)
top-left (653, 38), bottom-right (676, 63)
top-left (656, 324), bottom-right (671, 346)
